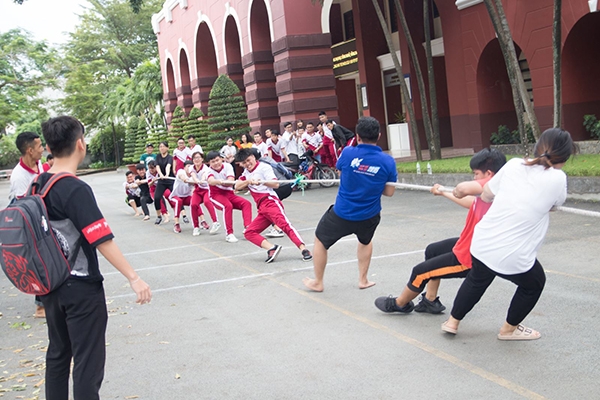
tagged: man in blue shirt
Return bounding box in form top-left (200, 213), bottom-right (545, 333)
top-left (303, 117), bottom-right (397, 292)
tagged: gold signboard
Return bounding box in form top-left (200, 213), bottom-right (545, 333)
top-left (332, 38), bottom-right (358, 78)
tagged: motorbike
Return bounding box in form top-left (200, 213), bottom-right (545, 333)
top-left (284, 150), bottom-right (337, 189)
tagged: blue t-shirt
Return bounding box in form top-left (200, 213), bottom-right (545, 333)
top-left (333, 144), bottom-right (398, 221)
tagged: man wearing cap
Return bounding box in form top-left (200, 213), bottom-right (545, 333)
top-left (140, 143), bottom-right (156, 167)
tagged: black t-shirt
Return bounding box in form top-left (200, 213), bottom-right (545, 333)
top-left (135, 175), bottom-right (150, 197)
top-left (155, 154), bottom-right (174, 178)
top-left (38, 173), bottom-right (114, 282)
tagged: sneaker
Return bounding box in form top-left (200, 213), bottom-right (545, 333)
top-left (192, 227), bottom-right (201, 236)
top-left (182, 215), bottom-right (190, 224)
top-left (225, 233), bottom-right (238, 243)
top-left (413, 293), bottom-right (446, 314)
top-left (301, 249), bottom-right (312, 261)
top-left (201, 220), bottom-right (210, 230)
top-left (143, 215), bottom-right (150, 221)
top-left (173, 223), bottom-right (181, 233)
top-left (209, 222), bottom-right (221, 235)
top-left (154, 216), bottom-right (162, 225)
top-left (374, 296), bottom-right (414, 314)
top-left (265, 227), bottom-right (284, 238)
top-left (265, 244), bottom-right (282, 263)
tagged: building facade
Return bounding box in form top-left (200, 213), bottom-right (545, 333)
top-left (153, 0), bottom-right (600, 151)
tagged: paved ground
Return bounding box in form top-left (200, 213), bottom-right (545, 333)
top-left (1, 171), bottom-right (599, 400)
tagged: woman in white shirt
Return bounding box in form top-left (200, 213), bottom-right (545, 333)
top-left (220, 137), bottom-right (237, 164)
top-left (443, 128), bottom-right (575, 341)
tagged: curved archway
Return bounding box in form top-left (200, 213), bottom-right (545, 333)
top-left (177, 48), bottom-right (193, 113)
top-left (562, 11), bottom-right (600, 140)
top-left (194, 22), bottom-right (219, 114)
top-left (247, 0), bottom-right (274, 53)
top-left (164, 58), bottom-right (178, 123)
top-left (165, 58), bottom-right (176, 94)
top-left (224, 15), bottom-right (245, 94)
top-left (477, 39), bottom-right (530, 147)
top-left (245, 0), bottom-right (278, 132)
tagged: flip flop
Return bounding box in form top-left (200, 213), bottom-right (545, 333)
top-left (441, 320), bottom-right (457, 335)
top-left (497, 325), bottom-right (541, 341)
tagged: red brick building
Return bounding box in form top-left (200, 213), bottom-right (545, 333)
top-left (153, 0), bottom-right (600, 151)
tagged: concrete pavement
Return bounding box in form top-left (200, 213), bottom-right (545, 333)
top-left (1, 171), bottom-right (599, 399)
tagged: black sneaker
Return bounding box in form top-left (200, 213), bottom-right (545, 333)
top-left (154, 216), bottom-right (162, 225)
top-left (414, 293), bottom-right (446, 314)
top-left (301, 249), bottom-right (312, 261)
top-left (265, 245), bottom-right (282, 263)
top-left (374, 295), bottom-right (414, 314)
top-left (182, 215), bottom-right (190, 224)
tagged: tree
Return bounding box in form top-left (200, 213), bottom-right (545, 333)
top-left (0, 135), bottom-right (20, 169)
top-left (148, 112), bottom-right (167, 147)
top-left (88, 124), bottom-right (126, 165)
top-left (207, 75), bottom-right (251, 151)
top-left (0, 29), bottom-right (59, 135)
top-left (483, 0), bottom-right (541, 145)
top-left (169, 106), bottom-right (187, 149)
top-left (423, 0), bottom-right (440, 157)
top-left (124, 116), bottom-right (139, 163)
top-left (184, 107), bottom-right (210, 149)
top-left (553, 0), bottom-right (562, 127)
top-left (135, 117), bottom-right (148, 160)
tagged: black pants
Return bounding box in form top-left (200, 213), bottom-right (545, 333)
top-left (153, 180), bottom-right (173, 211)
top-left (41, 279), bottom-right (108, 400)
top-left (406, 238), bottom-right (470, 292)
top-left (451, 256), bottom-right (546, 326)
top-left (139, 195), bottom-right (153, 216)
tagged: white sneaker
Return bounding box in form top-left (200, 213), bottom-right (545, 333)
top-left (192, 227), bottom-right (201, 236)
top-left (209, 222), bottom-right (221, 235)
top-left (265, 227), bottom-right (284, 238)
top-left (225, 233), bottom-right (238, 243)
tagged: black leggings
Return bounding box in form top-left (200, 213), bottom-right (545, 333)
top-left (450, 256), bottom-right (546, 326)
top-left (153, 181), bottom-right (173, 211)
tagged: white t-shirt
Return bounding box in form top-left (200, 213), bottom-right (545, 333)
top-left (207, 162), bottom-right (235, 191)
top-left (240, 161), bottom-right (277, 203)
top-left (220, 145), bottom-right (237, 159)
top-left (302, 132), bottom-right (323, 150)
top-left (253, 141), bottom-right (268, 157)
top-left (266, 138), bottom-right (285, 158)
top-left (173, 148), bottom-right (188, 163)
top-left (471, 158), bottom-right (567, 275)
top-left (170, 168), bottom-right (193, 199)
top-left (190, 164), bottom-right (210, 190)
top-left (8, 159), bottom-right (44, 200)
top-left (281, 131), bottom-right (304, 156)
top-left (185, 144), bottom-right (203, 158)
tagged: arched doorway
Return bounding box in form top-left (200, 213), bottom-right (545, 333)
top-left (246, 0), bottom-right (278, 133)
top-left (178, 49), bottom-right (193, 113)
top-left (477, 39), bottom-right (531, 147)
top-left (164, 59), bottom-right (177, 123)
top-left (562, 12), bottom-right (600, 140)
top-left (194, 22), bottom-right (219, 115)
top-left (224, 15), bottom-right (244, 95)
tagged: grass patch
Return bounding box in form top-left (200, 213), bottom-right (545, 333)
top-left (396, 154), bottom-right (600, 177)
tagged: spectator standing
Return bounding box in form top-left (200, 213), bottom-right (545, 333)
top-left (42, 154), bottom-right (54, 172)
top-left (140, 144), bottom-right (156, 167)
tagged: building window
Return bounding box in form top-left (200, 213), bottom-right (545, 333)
top-left (344, 10), bottom-right (355, 40)
top-left (388, 0), bottom-right (398, 33)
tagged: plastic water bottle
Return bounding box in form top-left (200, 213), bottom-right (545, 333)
top-left (416, 162), bottom-right (421, 175)
top-left (427, 162), bottom-right (432, 175)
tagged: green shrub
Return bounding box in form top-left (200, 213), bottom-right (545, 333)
top-left (89, 161), bottom-right (116, 169)
top-left (490, 124), bottom-right (535, 145)
top-left (208, 74), bottom-right (250, 151)
top-left (0, 135), bottom-right (21, 169)
top-left (583, 115), bottom-right (600, 140)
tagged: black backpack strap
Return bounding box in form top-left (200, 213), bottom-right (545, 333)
top-left (35, 172), bottom-right (78, 198)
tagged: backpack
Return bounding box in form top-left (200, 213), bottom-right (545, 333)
top-left (0, 173), bottom-right (80, 295)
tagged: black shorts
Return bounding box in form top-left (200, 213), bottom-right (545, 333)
top-left (315, 206), bottom-right (381, 250)
top-left (127, 195), bottom-right (141, 207)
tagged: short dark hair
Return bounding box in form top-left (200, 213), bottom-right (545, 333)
top-left (135, 163), bottom-right (146, 170)
top-left (15, 131), bottom-right (40, 155)
top-left (41, 116), bottom-right (85, 158)
top-left (326, 119), bottom-right (334, 125)
top-left (235, 148), bottom-right (255, 163)
top-left (125, 171), bottom-right (133, 176)
top-left (318, 111), bottom-right (327, 117)
top-left (355, 117), bottom-right (380, 143)
top-left (206, 151), bottom-right (222, 161)
top-left (184, 160), bottom-right (193, 166)
top-left (526, 128), bottom-right (576, 169)
top-left (305, 122), bottom-right (314, 127)
top-left (159, 141), bottom-right (169, 148)
top-left (187, 134), bottom-right (195, 140)
top-left (177, 137), bottom-right (185, 142)
top-left (283, 122), bottom-right (292, 128)
top-left (46, 154), bottom-right (54, 161)
top-left (146, 143), bottom-right (154, 148)
top-left (191, 151), bottom-right (204, 159)
top-left (469, 148), bottom-right (506, 174)
top-left (147, 160), bottom-right (156, 168)
top-left (271, 129), bottom-right (280, 136)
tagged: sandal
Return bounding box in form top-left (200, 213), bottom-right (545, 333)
top-left (497, 325), bottom-right (541, 341)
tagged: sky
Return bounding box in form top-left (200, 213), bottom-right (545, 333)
top-left (0, 0), bottom-right (90, 45)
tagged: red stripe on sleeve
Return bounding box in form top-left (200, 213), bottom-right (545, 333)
top-left (83, 218), bottom-right (113, 244)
